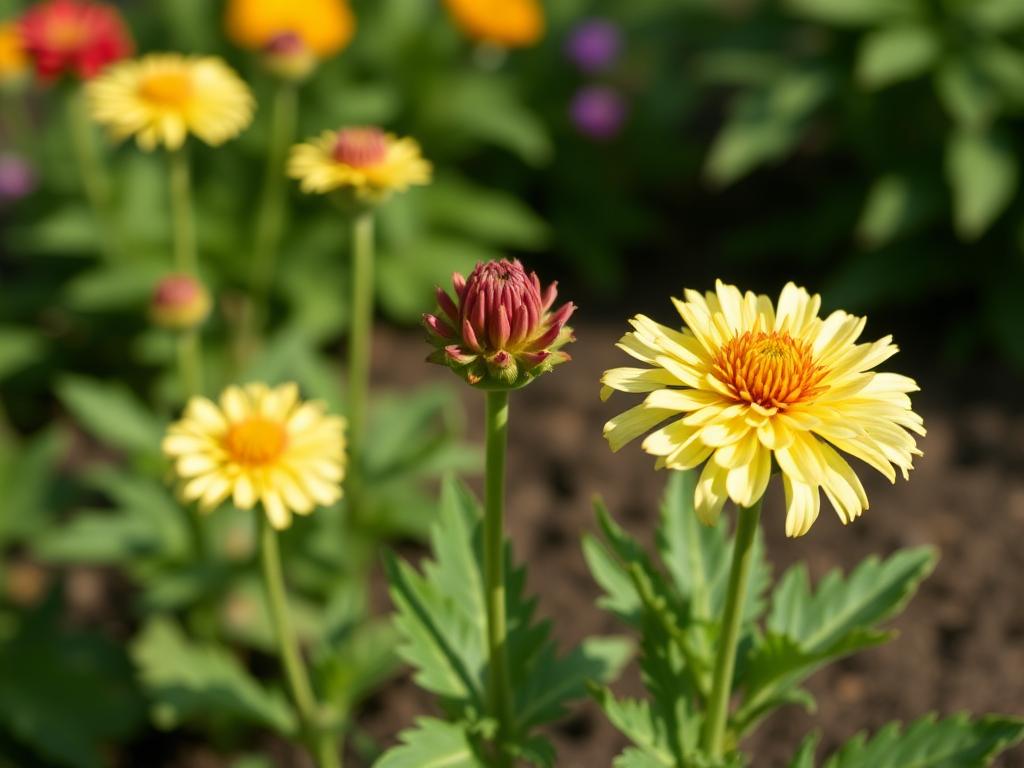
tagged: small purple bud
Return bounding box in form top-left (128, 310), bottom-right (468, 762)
top-left (564, 18), bottom-right (622, 74)
top-left (0, 153), bottom-right (35, 203)
top-left (570, 86), bottom-right (627, 141)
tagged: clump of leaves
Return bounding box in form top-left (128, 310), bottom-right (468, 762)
top-left (377, 477), bottom-right (632, 767)
top-left (585, 471), bottom-right (1024, 767)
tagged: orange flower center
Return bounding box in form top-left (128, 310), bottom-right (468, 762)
top-left (712, 330), bottom-right (827, 409)
top-left (224, 417), bottom-right (287, 466)
top-left (333, 127), bottom-right (387, 167)
top-left (139, 70), bottom-right (193, 108)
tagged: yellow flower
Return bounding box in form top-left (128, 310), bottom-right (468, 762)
top-left (0, 21), bottom-right (27, 83)
top-left (86, 53), bottom-right (254, 151)
top-left (225, 0), bottom-right (355, 58)
top-left (444, 0), bottom-right (544, 48)
top-left (288, 126), bottom-right (431, 202)
top-left (602, 281), bottom-right (925, 537)
top-left (163, 382), bottom-right (346, 529)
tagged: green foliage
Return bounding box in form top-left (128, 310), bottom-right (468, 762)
top-left (790, 714), bottom-right (1024, 767)
top-left (131, 617), bottom-right (297, 734)
top-left (375, 718), bottom-right (486, 768)
top-left (587, 471), bottom-right (951, 765)
top-left (379, 476), bottom-right (630, 766)
top-left (0, 599), bottom-right (144, 768)
top-left (56, 376), bottom-right (164, 456)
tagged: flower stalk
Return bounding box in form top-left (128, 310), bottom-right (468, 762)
top-left (346, 209), bottom-right (374, 507)
top-left (484, 389), bottom-right (512, 757)
top-left (259, 516), bottom-right (341, 768)
top-left (169, 146), bottom-right (197, 275)
top-left (241, 82), bottom-right (298, 359)
top-left (702, 497), bottom-right (763, 759)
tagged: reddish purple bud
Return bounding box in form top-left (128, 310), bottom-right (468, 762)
top-left (424, 258), bottom-right (576, 389)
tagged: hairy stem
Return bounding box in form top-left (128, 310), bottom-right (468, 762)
top-left (345, 210), bottom-right (374, 512)
top-left (484, 389), bottom-right (512, 764)
top-left (260, 517), bottom-right (341, 768)
top-left (703, 497), bottom-right (763, 758)
top-left (169, 146), bottom-right (197, 275)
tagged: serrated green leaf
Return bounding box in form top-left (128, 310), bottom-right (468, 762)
top-left (935, 61), bottom-right (1000, 129)
top-left (657, 471), bottom-right (770, 625)
top-left (857, 25), bottom-right (940, 90)
top-left (387, 477), bottom-right (628, 751)
top-left (768, 548), bottom-right (936, 654)
top-left (615, 747), bottom-right (674, 768)
top-left (34, 508), bottom-right (168, 563)
top-left (592, 687), bottom-right (675, 765)
top-left (131, 618), bottom-right (297, 734)
top-left (374, 718), bottom-right (486, 768)
top-left (64, 261), bottom-right (167, 311)
top-left (965, 0), bottom-right (1024, 32)
top-left (946, 126), bottom-right (1018, 240)
top-left (857, 173), bottom-right (943, 247)
top-left (734, 548), bottom-right (936, 732)
top-left (56, 376), bottom-right (163, 454)
top-left (0, 429), bottom-right (64, 544)
top-left (823, 713), bottom-right (1024, 767)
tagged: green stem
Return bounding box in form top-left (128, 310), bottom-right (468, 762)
top-left (66, 86), bottom-right (119, 260)
top-left (169, 146), bottom-right (197, 275)
top-left (702, 497), bottom-right (763, 759)
top-left (346, 210), bottom-right (374, 507)
top-left (240, 83), bottom-right (298, 360)
top-left (260, 517), bottom-right (341, 768)
top-left (176, 330), bottom-right (203, 398)
top-left (4, 91), bottom-right (32, 156)
top-left (484, 390), bottom-right (512, 763)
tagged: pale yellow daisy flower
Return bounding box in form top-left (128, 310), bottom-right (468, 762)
top-left (287, 126), bottom-right (431, 202)
top-left (86, 53), bottom-right (254, 151)
top-left (163, 382), bottom-right (346, 529)
top-left (602, 281), bottom-right (925, 537)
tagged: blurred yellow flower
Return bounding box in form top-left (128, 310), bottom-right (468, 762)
top-left (163, 382), bottom-right (346, 529)
top-left (602, 281), bottom-right (925, 537)
top-left (444, 0), bottom-right (544, 48)
top-left (86, 53), bottom-right (254, 151)
top-left (288, 126), bottom-right (431, 202)
top-left (225, 0), bottom-right (355, 58)
top-left (0, 21), bottom-right (27, 83)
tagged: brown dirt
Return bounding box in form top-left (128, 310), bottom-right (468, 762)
top-left (362, 323), bottom-right (1024, 767)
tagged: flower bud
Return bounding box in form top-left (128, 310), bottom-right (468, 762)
top-left (564, 18), bottom-right (621, 74)
top-left (150, 274), bottom-right (211, 331)
top-left (423, 259), bottom-right (575, 389)
top-left (261, 31), bottom-right (317, 82)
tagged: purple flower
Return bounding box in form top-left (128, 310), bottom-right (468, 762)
top-left (564, 18), bottom-right (621, 74)
top-left (570, 85), bottom-right (627, 141)
top-left (0, 153), bottom-right (35, 203)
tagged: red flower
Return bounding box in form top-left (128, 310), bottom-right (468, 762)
top-left (424, 259), bottom-right (575, 389)
top-left (19, 0), bottom-right (132, 81)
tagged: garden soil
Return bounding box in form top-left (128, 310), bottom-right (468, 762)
top-left (356, 323), bottom-right (1024, 768)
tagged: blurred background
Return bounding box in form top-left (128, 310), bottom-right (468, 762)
top-left (1, 0), bottom-right (1023, 765)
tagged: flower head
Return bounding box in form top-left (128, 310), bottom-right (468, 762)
top-left (150, 274), bottom-right (212, 331)
top-left (570, 85), bottom-right (627, 141)
top-left (163, 382), bottom-right (346, 529)
top-left (225, 0), bottom-right (355, 59)
top-left (287, 126), bottom-right (431, 203)
top-left (444, 0), bottom-right (543, 48)
top-left (86, 53), bottom-right (255, 151)
top-left (564, 18), bottom-right (621, 73)
top-left (0, 21), bottom-right (29, 85)
top-left (261, 31), bottom-right (317, 81)
top-left (424, 259), bottom-right (575, 389)
top-left (19, 0), bottom-right (132, 81)
top-left (602, 281), bottom-right (925, 537)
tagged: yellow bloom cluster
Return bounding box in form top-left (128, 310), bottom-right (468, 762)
top-left (163, 383), bottom-right (346, 529)
top-left (87, 53), bottom-right (254, 151)
top-left (603, 281), bottom-right (925, 536)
